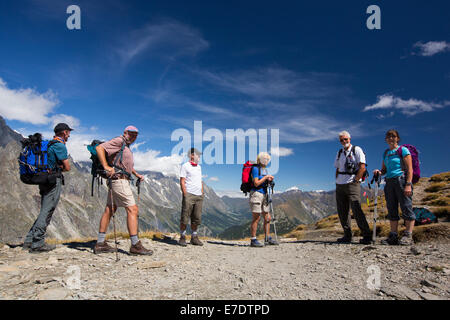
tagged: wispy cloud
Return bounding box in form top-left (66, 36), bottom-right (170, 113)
top-left (270, 147), bottom-right (294, 157)
top-left (194, 67), bottom-right (348, 100)
top-left (413, 41), bottom-right (450, 57)
top-left (208, 176), bottom-right (219, 182)
top-left (364, 94), bottom-right (450, 116)
top-left (117, 19), bottom-right (209, 66)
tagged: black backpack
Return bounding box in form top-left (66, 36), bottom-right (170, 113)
top-left (337, 145), bottom-right (369, 181)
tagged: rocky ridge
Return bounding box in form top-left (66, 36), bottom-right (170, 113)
top-left (0, 236), bottom-right (448, 300)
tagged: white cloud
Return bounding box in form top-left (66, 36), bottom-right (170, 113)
top-left (413, 41), bottom-right (450, 57)
top-left (117, 19), bottom-right (209, 66)
top-left (364, 94), bottom-right (450, 116)
top-left (0, 78), bottom-right (59, 125)
top-left (270, 147), bottom-right (294, 157)
top-left (208, 176), bottom-right (219, 182)
top-left (50, 114), bottom-right (80, 129)
top-left (133, 149), bottom-right (184, 177)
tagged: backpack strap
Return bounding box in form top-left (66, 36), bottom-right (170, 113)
top-left (111, 137), bottom-right (132, 179)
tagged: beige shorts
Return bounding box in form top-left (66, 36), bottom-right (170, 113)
top-left (249, 191), bottom-right (269, 214)
top-left (106, 179), bottom-right (136, 208)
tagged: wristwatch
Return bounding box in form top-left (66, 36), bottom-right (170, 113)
top-left (406, 182), bottom-right (412, 186)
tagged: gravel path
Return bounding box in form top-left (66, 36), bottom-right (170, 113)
top-left (0, 236), bottom-right (449, 300)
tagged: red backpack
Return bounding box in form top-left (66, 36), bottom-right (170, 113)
top-left (240, 161), bottom-right (260, 195)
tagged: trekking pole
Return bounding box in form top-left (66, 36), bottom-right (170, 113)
top-left (370, 172), bottom-right (381, 244)
top-left (268, 181), bottom-right (278, 243)
top-left (108, 177), bottom-right (119, 262)
top-left (136, 178), bottom-right (141, 232)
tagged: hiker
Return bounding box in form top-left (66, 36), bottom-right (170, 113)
top-left (23, 123), bottom-right (73, 253)
top-left (373, 129), bottom-right (415, 246)
top-left (93, 126), bottom-right (153, 255)
top-left (178, 148), bottom-right (204, 246)
top-left (249, 152), bottom-right (278, 247)
top-left (334, 131), bottom-right (372, 244)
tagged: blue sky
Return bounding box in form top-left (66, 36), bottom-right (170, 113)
top-left (0, 0), bottom-right (449, 195)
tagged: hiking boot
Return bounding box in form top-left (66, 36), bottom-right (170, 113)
top-left (359, 236), bottom-right (373, 245)
top-left (190, 235), bottom-right (204, 246)
top-left (93, 241), bottom-right (116, 254)
top-left (130, 241), bottom-right (153, 256)
top-left (381, 232), bottom-right (399, 245)
top-left (398, 235), bottom-right (414, 246)
top-left (265, 236), bottom-right (279, 246)
top-left (178, 235), bottom-right (187, 247)
top-left (337, 236), bottom-right (352, 244)
top-left (29, 243), bottom-right (56, 253)
top-left (250, 239), bottom-right (264, 247)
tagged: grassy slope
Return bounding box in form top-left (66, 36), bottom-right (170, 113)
top-left (284, 172), bottom-right (450, 243)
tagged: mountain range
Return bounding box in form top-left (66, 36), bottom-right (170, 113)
top-left (0, 115), bottom-right (337, 243)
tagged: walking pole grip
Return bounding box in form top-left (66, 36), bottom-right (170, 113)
top-left (109, 177), bottom-right (119, 262)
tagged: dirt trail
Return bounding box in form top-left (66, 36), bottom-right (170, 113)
top-left (1, 235), bottom-right (449, 300)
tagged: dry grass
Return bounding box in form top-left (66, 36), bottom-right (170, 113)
top-left (46, 230), bottom-right (167, 245)
top-left (424, 182), bottom-right (447, 193)
top-left (352, 221), bottom-right (405, 238)
top-left (421, 194), bottom-right (439, 202)
top-left (429, 197), bottom-right (450, 207)
top-left (413, 223), bottom-right (450, 243)
top-left (284, 225), bottom-right (307, 240)
top-left (429, 172), bottom-right (450, 182)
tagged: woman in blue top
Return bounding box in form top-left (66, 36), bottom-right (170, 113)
top-left (248, 152), bottom-right (278, 247)
top-left (373, 129), bottom-right (415, 246)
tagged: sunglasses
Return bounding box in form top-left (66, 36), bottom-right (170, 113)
top-left (339, 138), bottom-right (349, 142)
top-left (386, 134), bottom-right (397, 138)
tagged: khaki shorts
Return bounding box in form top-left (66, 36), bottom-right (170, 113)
top-left (106, 179), bottom-right (136, 208)
top-left (249, 191), bottom-right (269, 214)
top-left (181, 192), bottom-right (203, 225)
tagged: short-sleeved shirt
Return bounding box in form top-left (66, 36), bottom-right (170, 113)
top-left (383, 146), bottom-right (410, 178)
top-left (99, 136), bottom-right (134, 176)
top-left (180, 162), bottom-right (203, 196)
top-left (334, 145), bottom-right (366, 185)
top-left (47, 142), bottom-right (68, 170)
top-left (251, 166), bottom-right (268, 194)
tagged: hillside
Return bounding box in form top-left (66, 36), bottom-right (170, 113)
top-left (284, 172), bottom-right (450, 243)
top-left (219, 190), bottom-right (336, 239)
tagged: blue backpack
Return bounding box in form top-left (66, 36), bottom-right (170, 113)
top-left (18, 133), bottom-right (61, 185)
top-left (413, 207), bottom-right (437, 225)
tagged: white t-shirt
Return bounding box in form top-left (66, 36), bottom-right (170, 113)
top-left (180, 162), bottom-right (203, 196)
top-left (334, 145), bottom-right (366, 185)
